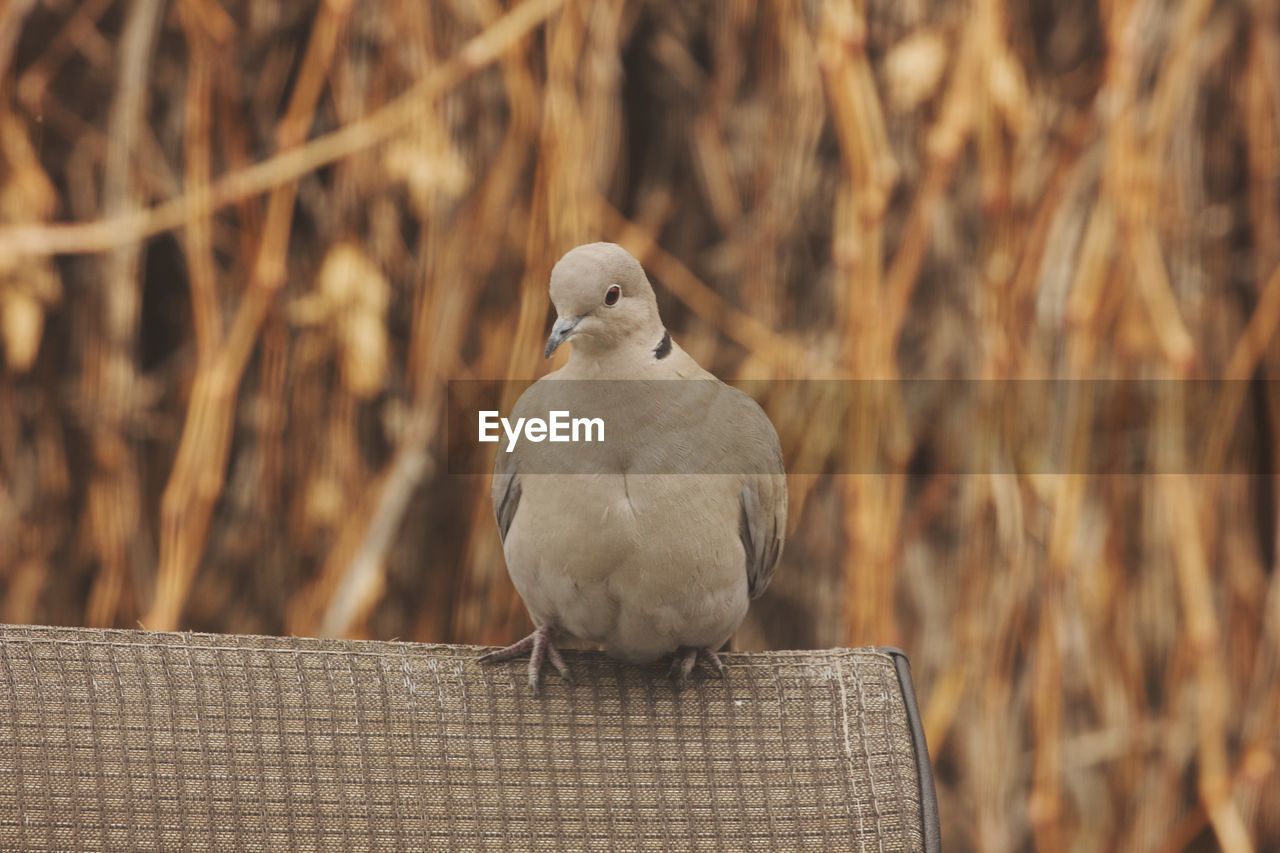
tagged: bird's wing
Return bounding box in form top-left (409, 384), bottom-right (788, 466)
top-left (489, 379), bottom-right (561, 543)
top-left (715, 386), bottom-right (787, 600)
top-left (740, 469), bottom-right (787, 600)
top-left (491, 444), bottom-right (521, 544)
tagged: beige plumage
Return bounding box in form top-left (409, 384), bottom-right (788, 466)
top-left (480, 243), bottom-right (787, 691)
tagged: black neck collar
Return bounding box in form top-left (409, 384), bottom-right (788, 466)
top-left (653, 330), bottom-right (672, 360)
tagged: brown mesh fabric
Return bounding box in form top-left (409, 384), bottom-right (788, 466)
top-left (0, 624), bottom-right (927, 851)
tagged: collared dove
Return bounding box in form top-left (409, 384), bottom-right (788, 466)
top-left (480, 242), bottom-right (787, 692)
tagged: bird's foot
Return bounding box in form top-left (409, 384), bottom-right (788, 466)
top-left (477, 625), bottom-right (572, 694)
top-left (668, 646), bottom-right (727, 689)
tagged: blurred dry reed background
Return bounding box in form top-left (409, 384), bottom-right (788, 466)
top-left (0, 0), bottom-right (1278, 849)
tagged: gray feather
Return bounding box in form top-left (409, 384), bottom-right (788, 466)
top-left (740, 472), bottom-right (786, 600)
top-left (492, 458), bottom-right (521, 544)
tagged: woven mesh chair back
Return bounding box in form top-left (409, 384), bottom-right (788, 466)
top-left (0, 624), bottom-right (939, 851)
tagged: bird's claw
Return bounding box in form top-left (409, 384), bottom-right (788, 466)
top-left (478, 625), bottom-right (572, 694)
top-left (668, 646), bottom-right (726, 689)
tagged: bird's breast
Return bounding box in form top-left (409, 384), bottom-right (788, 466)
top-left (509, 473), bottom-right (742, 574)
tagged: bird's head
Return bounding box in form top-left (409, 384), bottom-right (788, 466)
top-left (543, 243), bottom-right (662, 359)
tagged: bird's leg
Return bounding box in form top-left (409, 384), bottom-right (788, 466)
top-left (668, 648), bottom-right (697, 686)
top-left (697, 647), bottom-right (727, 677)
top-left (477, 625), bottom-right (573, 693)
top-left (668, 646), bottom-right (727, 688)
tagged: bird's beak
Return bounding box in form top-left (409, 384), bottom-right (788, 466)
top-left (544, 316), bottom-right (580, 359)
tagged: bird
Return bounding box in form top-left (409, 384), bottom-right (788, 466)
top-left (479, 242), bottom-right (787, 692)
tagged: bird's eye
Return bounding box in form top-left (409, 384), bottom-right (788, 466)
top-left (604, 284), bottom-right (621, 306)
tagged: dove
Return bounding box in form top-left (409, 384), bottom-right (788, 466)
top-left (479, 242), bottom-right (787, 692)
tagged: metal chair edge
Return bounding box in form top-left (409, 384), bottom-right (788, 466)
top-left (878, 646), bottom-right (942, 853)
